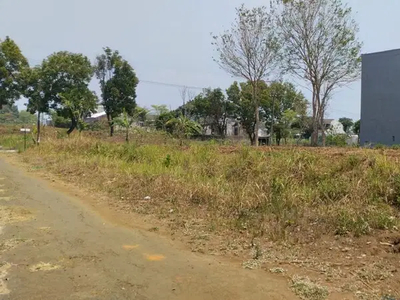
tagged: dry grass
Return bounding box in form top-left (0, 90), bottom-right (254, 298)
top-left (291, 275), bottom-right (329, 300)
top-left (2, 128), bottom-right (400, 298)
top-left (1, 129), bottom-right (399, 244)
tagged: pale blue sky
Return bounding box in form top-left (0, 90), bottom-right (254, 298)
top-left (0, 0), bottom-right (398, 120)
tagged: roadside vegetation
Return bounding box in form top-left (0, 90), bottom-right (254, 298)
top-left (2, 129), bottom-right (398, 242)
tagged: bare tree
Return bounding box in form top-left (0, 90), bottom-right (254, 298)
top-left (271, 0), bottom-right (362, 146)
top-left (179, 86), bottom-right (188, 116)
top-left (212, 4), bottom-right (279, 146)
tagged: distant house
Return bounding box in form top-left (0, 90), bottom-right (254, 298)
top-left (85, 111), bottom-right (107, 124)
top-left (360, 49), bottom-right (400, 146)
top-left (203, 118), bottom-right (270, 144)
top-left (320, 119), bottom-right (358, 145)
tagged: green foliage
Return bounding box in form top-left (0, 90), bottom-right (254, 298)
top-left (59, 88), bottom-right (98, 133)
top-left (18, 111), bottom-right (36, 125)
top-left (0, 36), bottom-right (28, 108)
top-left (226, 81), bottom-right (267, 144)
top-left (0, 104), bottom-right (19, 123)
top-left (151, 105), bottom-right (169, 116)
top-left (188, 88), bottom-right (234, 136)
top-left (261, 81), bottom-right (308, 144)
top-left (166, 115), bottom-right (202, 140)
top-left (21, 66), bottom-right (49, 117)
top-left (36, 51), bottom-right (95, 135)
top-left (155, 111), bottom-right (175, 132)
top-left (50, 110), bottom-right (71, 128)
top-left (94, 47), bottom-right (139, 136)
top-left (353, 119), bottom-right (360, 135)
top-left (326, 134), bottom-right (347, 147)
top-left (338, 117), bottom-right (354, 133)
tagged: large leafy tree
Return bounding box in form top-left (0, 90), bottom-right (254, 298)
top-left (213, 5), bottom-right (279, 145)
top-left (189, 88), bottom-right (234, 136)
top-left (271, 0), bottom-right (362, 146)
top-left (0, 37), bottom-right (28, 109)
top-left (47, 52), bottom-right (94, 135)
top-left (261, 81), bottom-right (308, 144)
top-left (95, 48), bottom-right (139, 136)
top-left (31, 51), bottom-right (96, 136)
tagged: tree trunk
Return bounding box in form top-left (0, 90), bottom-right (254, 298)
top-left (253, 83), bottom-right (259, 147)
top-left (36, 112), bottom-right (41, 145)
top-left (320, 112), bottom-right (326, 147)
top-left (107, 114), bottom-right (114, 137)
top-left (125, 126), bottom-right (129, 143)
top-left (311, 88), bottom-right (319, 146)
top-left (67, 118), bottom-right (77, 135)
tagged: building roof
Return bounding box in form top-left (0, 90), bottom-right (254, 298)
top-left (88, 111), bottom-right (107, 119)
top-left (362, 48), bottom-right (400, 57)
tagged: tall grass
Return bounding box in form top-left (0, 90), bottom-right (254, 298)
top-left (2, 129), bottom-right (400, 242)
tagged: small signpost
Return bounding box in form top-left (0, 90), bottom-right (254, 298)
top-left (20, 128), bottom-right (31, 151)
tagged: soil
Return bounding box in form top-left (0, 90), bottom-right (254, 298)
top-left (0, 156), bottom-right (297, 300)
top-left (1, 151), bottom-right (400, 300)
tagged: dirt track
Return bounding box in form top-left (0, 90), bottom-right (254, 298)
top-left (0, 156), bottom-right (297, 300)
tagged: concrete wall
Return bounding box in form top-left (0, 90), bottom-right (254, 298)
top-left (360, 49), bottom-right (400, 146)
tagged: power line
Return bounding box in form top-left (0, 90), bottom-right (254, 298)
top-left (140, 80), bottom-right (206, 90)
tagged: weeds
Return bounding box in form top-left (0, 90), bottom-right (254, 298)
top-left (291, 276), bottom-right (329, 300)
top-left (1, 129), bottom-right (400, 242)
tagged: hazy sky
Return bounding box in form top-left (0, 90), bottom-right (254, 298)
top-left (1, 0), bottom-right (398, 120)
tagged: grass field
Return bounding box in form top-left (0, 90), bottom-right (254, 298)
top-left (1, 127), bottom-right (400, 299)
top-left (1, 128), bottom-right (399, 241)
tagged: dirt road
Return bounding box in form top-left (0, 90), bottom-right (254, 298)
top-left (0, 157), bottom-right (297, 300)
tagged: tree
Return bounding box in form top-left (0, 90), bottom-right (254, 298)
top-left (339, 117), bottom-right (354, 134)
top-left (135, 106), bottom-right (149, 125)
top-left (166, 114), bottom-right (202, 144)
top-left (273, 109), bottom-right (298, 145)
top-left (272, 0), bottom-right (362, 146)
top-left (115, 109), bottom-right (135, 142)
top-left (39, 51), bottom-right (95, 135)
top-left (0, 104), bottom-right (19, 123)
top-left (50, 110), bottom-right (71, 128)
top-left (213, 5), bottom-right (279, 145)
top-left (21, 66), bottom-right (50, 143)
top-left (59, 88), bottom-right (98, 133)
top-left (292, 115), bottom-right (314, 141)
top-left (18, 111), bottom-right (36, 125)
top-left (95, 48), bottom-right (139, 136)
top-left (226, 81), bottom-right (268, 144)
top-left (190, 88), bottom-right (234, 136)
top-left (261, 81), bottom-right (308, 144)
top-left (155, 111), bottom-right (175, 132)
top-left (353, 119), bottom-right (360, 136)
top-left (151, 104), bottom-right (169, 116)
top-left (0, 37), bottom-right (28, 109)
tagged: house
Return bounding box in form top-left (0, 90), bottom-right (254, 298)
top-left (85, 111), bottom-right (107, 124)
top-left (85, 106), bottom-right (107, 124)
top-left (360, 49), bottom-right (400, 146)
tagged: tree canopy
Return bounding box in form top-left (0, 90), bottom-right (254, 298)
top-left (95, 47), bottom-right (139, 136)
top-left (0, 36), bottom-right (28, 109)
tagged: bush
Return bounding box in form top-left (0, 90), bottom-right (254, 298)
top-left (326, 134), bottom-right (347, 147)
